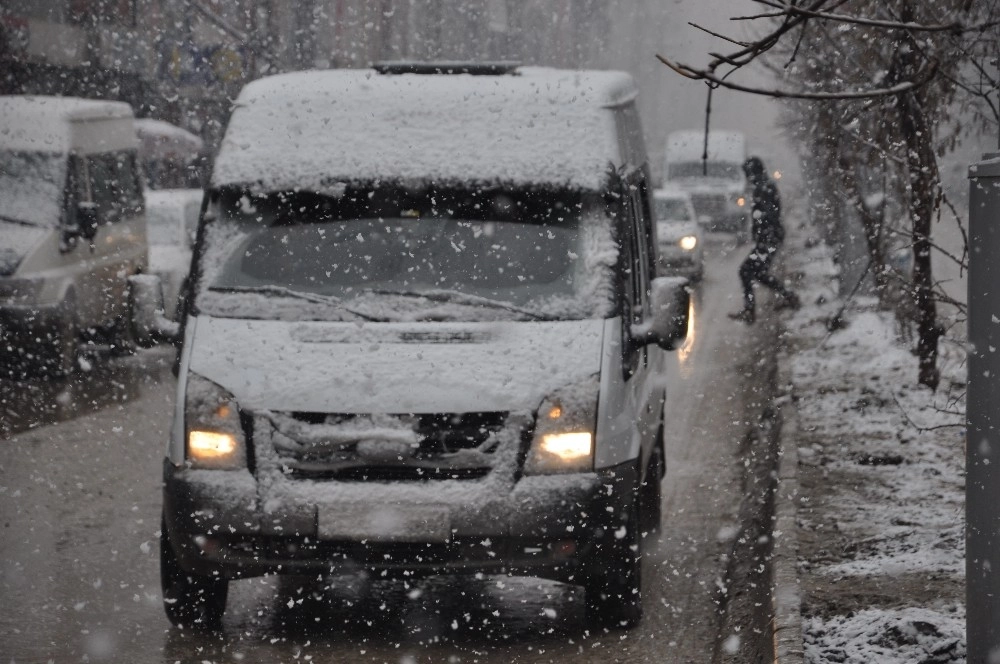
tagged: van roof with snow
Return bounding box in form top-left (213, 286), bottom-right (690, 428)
top-left (211, 66), bottom-right (640, 194)
top-left (0, 95), bottom-right (137, 154)
top-left (665, 129), bottom-right (745, 164)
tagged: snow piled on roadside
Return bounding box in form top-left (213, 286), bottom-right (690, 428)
top-left (804, 607), bottom-right (965, 664)
top-left (782, 236), bottom-right (966, 662)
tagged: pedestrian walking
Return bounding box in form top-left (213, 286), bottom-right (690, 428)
top-left (728, 156), bottom-right (799, 324)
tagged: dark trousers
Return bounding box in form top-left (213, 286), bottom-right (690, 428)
top-left (739, 244), bottom-right (791, 311)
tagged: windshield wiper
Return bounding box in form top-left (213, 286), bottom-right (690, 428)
top-left (0, 213), bottom-right (38, 227)
top-left (208, 285), bottom-right (383, 322)
top-left (363, 288), bottom-right (558, 321)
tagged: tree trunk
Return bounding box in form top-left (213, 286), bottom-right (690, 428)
top-left (894, 1), bottom-right (943, 390)
top-left (898, 91), bottom-right (943, 390)
top-left (836, 149), bottom-right (887, 296)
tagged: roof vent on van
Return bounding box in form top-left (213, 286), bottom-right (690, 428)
top-left (373, 61), bottom-right (520, 76)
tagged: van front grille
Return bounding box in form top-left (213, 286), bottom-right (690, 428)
top-left (253, 411), bottom-right (519, 481)
top-left (689, 193), bottom-right (727, 222)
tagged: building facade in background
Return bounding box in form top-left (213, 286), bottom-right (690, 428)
top-left (1, 0), bottom-right (612, 157)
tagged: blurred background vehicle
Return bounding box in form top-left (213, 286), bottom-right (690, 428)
top-left (663, 129), bottom-right (748, 240)
top-left (134, 118), bottom-right (206, 190)
top-left (653, 187), bottom-right (703, 282)
top-left (144, 188), bottom-right (202, 320)
top-left (0, 95), bottom-right (148, 378)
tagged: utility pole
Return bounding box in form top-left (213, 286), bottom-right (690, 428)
top-left (967, 149), bottom-right (1000, 664)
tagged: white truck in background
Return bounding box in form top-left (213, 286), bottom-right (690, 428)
top-left (663, 130), bottom-right (748, 238)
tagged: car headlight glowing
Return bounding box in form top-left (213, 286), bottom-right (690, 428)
top-left (184, 374), bottom-right (246, 470)
top-left (679, 235), bottom-right (698, 251)
top-left (188, 430), bottom-right (239, 459)
top-left (736, 197), bottom-right (746, 207)
top-left (539, 432), bottom-right (593, 460)
top-left (524, 377), bottom-right (598, 475)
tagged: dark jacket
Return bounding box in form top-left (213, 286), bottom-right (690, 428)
top-left (750, 177), bottom-right (783, 248)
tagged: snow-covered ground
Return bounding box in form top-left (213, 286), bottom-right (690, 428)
top-left (780, 227), bottom-right (967, 663)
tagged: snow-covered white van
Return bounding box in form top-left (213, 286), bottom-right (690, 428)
top-left (161, 63), bottom-right (688, 631)
top-left (664, 129), bottom-right (749, 236)
top-left (0, 96), bottom-right (148, 377)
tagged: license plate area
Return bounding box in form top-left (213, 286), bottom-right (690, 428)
top-left (318, 504), bottom-right (451, 543)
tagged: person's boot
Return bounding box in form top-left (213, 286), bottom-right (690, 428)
top-left (728, 308), bottom-right (755, 324)
top-left (775, 292), bottom-right (801, 311)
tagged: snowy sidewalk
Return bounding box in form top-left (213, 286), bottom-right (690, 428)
top-left (773, 229), bottom-right (967, 663)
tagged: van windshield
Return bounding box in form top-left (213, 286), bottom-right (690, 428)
top-left (196, 186), bottom-right (618, 323)
top-left (654, 197), bottom-right (692, 222)
top-left (668, 161), bottom-right (741, 180)
top-left (0, 150), bottom-right (66, 227)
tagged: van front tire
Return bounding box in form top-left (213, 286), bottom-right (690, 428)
top-left (49, 295), bottom-right (79, 378)
top-left (160, 518), bottom-right (228, 629)
top-left (584, 494), bottom-right (643, 630)
top-left (640, 441), bottom-right (664, 538)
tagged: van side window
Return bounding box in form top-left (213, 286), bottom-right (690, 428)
top-left (64, 155), bottom-right (84, 226)
top-left (635, 180), bottom-right (656, 283)
top-left (73, 155), bottom-right (91, 204)
top-left (87, 151), bottom-right (143, 221)
top-left (614, 104), bottom-right (649, 171)
top-left (115, 152), bottom-right (144, 214)
top-left (621, 183), bottom-right (647, 379)
top-left (87, 154), bottom-right (117, 221)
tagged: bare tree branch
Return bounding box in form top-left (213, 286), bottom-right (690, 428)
top-left (756, 0), bottom-right (998, 33)
top-left (654, 53), bottom-right (938, 99)
top-left (892, 394), bottom-right (964, 433)
top-left (731, 10), bottom-right (788, 22)
top-left (687, 22), bottom-right (752, 48)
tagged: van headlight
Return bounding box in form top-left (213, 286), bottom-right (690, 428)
top-left (524, 377), bottom-right (599, 474)
top-left (0, 277), bottom-right (44, 305)
top-left (184, 373), bottom-right (247, 470)
top-left (679, 235), bottom-right (698, 251)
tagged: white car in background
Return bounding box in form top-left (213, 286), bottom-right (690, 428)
top-left (145, 189), bottom-right (202, 319)
top-left (653, 188), bottom-right (703, 282)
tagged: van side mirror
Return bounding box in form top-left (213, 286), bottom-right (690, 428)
top-left (76, 202), bottom-right (100, 240)
top-left (633, 276), bottom-right (689, 350)
top-left (128, 274), bottom-right (180, 347)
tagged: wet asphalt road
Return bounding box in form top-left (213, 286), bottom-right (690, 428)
top-left (0, 236), bottom-right (772, 664)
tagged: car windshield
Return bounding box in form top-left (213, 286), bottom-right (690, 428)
top-left (196, 185), bottom-right (617, 322)
top-left (668, 161), bottom-right (741, 180)
top-left (0, 149), bottom-right (66, 227)
top-left (654, 197), bottom-right (692, 221)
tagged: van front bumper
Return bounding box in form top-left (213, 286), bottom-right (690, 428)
top-left (657, 246), bottom-right (703, 279)
top-left (0, 302), bottom-right (64, 365)
top-left (701, 211), bottom-right (746, 234)
top-left (162, 459), bottom-right (639, 582)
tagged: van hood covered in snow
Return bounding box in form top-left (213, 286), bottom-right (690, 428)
top-left (668, 178), bottom-right (744, 194)
top-left (187, 315), bottom-right (605, 413)
top-left (0, 222), bottom-right (47, 276)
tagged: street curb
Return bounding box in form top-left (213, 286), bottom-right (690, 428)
top-left (772, 360), bottom-right (804, 663)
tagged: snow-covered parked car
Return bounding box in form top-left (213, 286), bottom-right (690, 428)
top-left (160, 63), bottom-right (689, 631)
top-left (0, 96), bottom-right (148, 378)
top-left (653, 188), bottom-right (703, 281)
top-left (145, 189), bottom-right (202, 319)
